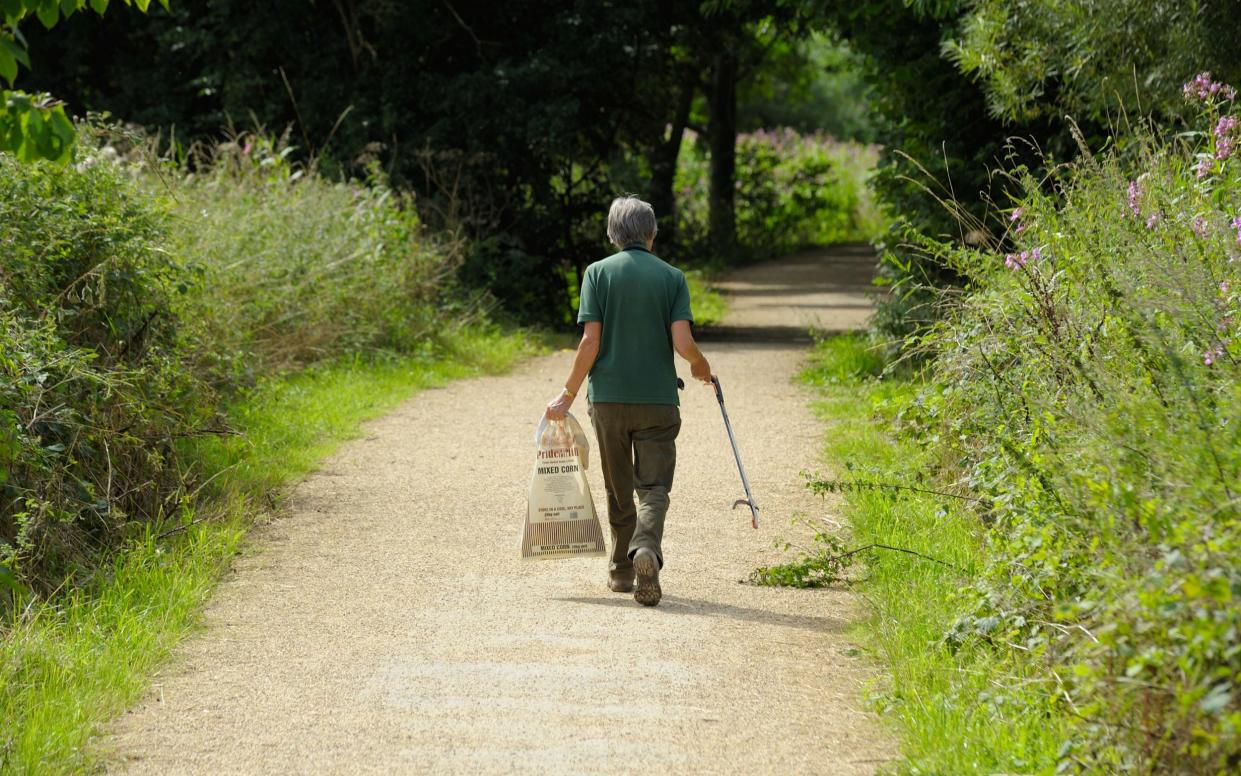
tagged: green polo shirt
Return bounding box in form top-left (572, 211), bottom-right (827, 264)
top-left (577, 246), bottom-right (693, 405)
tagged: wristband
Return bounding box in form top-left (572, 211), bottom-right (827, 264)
top-left (563, 386), bottom-right (576, 398)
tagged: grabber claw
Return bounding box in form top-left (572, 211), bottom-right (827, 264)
top-left (712, 376), bottom-right (760, 529)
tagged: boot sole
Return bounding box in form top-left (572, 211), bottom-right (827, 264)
top-left (633, 551), bottom-right (661, 607)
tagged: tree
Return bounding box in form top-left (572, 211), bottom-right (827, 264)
top-left (946, 0), bottom-right (1241, 124)
top-left (708, 45), bottom-right (740, 257)
top-left (1, 0), bottom-right (167, 162)
top-left (18, 1), bottom-right (876, 320)
top-left (696, 1), bottom-right (831, 259)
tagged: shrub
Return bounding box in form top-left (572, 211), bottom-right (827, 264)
top-left (917, 77), bottom-right (1241, 772)
top-left (0, 151), bottom-right (212, 587)
top-left (2, 127), bottom-right (465, 589)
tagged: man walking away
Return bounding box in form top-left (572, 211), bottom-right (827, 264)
top-left (545, 196), bottom-right (713, 607)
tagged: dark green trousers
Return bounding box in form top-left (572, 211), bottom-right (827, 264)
top-left (587, 402), bottom-right (681, 572)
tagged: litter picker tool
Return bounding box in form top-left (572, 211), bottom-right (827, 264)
top-left (710, 376), bottom-right (760, 529)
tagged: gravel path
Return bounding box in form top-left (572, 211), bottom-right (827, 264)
top-left (106, 245), bottom-right (889, 774)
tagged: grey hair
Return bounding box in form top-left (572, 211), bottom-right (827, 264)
top-left (606, 196), bottom-right (658, 247)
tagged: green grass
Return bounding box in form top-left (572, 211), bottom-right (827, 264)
top-left (793, 334), bottom-right (1066, 774)
top-left (685, 269), bottom-right (729, 326)
top-left (0, 326), bottom-right (538, 775)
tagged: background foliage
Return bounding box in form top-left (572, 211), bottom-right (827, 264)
top-left (16, 0), bottom-right (876, 323)
top-left (673, 127), bottom-right (882, 262)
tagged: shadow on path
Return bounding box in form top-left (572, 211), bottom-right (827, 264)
top-left (556, 594), bottom-right (849, 634)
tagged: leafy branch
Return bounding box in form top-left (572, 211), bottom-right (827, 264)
top-left (1, 0), bottom-right (169, 162)
top-left (750, 530), bottom-right (959, 589)
top-left (806, 474), bottom-right (990, 505)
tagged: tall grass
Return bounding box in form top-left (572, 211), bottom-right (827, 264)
top-left (154, 134), bottom-right (474, 378)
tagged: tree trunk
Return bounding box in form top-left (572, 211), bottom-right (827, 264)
top-left (647, 77), bottom-right (695, 250)
top-left (708, 49), bottom-right (738, 260)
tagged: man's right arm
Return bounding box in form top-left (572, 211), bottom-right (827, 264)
top-left (671, 320), bottom-right (712, 383)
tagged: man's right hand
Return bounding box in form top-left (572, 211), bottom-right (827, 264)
top-left (690, 356), bottom-right (712, 384)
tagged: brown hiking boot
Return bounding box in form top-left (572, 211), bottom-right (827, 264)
top-left (632, 548), bottom-right (661, 607)
top-left (608, 570), bottom-right (634, 593)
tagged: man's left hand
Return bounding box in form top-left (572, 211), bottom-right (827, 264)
top-left (545, 391), bottom-right (573, 420)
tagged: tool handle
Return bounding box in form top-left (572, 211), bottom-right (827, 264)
top-left (711, 375), bottom-right (724, 403)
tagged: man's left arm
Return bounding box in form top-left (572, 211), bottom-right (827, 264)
top-left (545, 321), bottom-right (602, 420)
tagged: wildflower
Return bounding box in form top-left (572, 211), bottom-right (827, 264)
top-left (1215, 115), bottom-right (1239, 160)
top-left (1126, 179), bottom-right (1142, 217)
top-left (242, 141), bottom-right (254, 156)
top-left (1221, 281), bottom-right (1231, 296)
top-left (1184, 72), bottom-right (1238, 102)
top-left (1197, 157), bottom-right (1214, 179)
top-left (1003, 248), bottom-right (1040, 270)
top-left (1146, 213), bottom-right (1161, 229)
top-left (1233, 215), bottom-right (1241, 246)
top-left (1203, 342), bottom-right (1227, 366)
top-left (1193, 216), bottom-right (1210, 237)
top-left (1010, 207), bottom-right (1027, 234)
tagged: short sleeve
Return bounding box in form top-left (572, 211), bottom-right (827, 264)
top-left (577, 267), bottom-right (602, 323)
top-left (671, 272), bottom-right (694, 324)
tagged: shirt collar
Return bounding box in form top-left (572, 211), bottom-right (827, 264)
top-left (622, 244), bottom-right (651, 253)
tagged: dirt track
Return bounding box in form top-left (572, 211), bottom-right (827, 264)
top-left (106, 245), bottom-right (889, 774)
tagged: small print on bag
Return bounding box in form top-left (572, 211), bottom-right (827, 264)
top-left (520, 413), bottom-right (605, 560)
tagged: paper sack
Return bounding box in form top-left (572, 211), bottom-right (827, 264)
top-left (520, 413), bottom-right (605, 560)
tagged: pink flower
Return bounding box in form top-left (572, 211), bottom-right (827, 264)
top-left (1193, 216), bottom-right (1210, 237)
top-left (1003, 248), bottom-right (1042, 270)
top-left (1010, 207), bottom-right (1027, 234)
top-left (1233, 215), bottom-right (1241, 246)
top-left (1216, 116), bottom-right (1238, 160)
top-left (242, 141), bottom-right (253, 155)
top-left (1126, 180), bottom-right (1142, 217)
top-left (1184, 72), bottom-right (1238, 102)
top-left (1146, 213), bottom-right (1161, 229)
top-left (1197, 157), bottom-right (1214, 179)
top-left (1203, 342), bottom-right (1227, 366)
